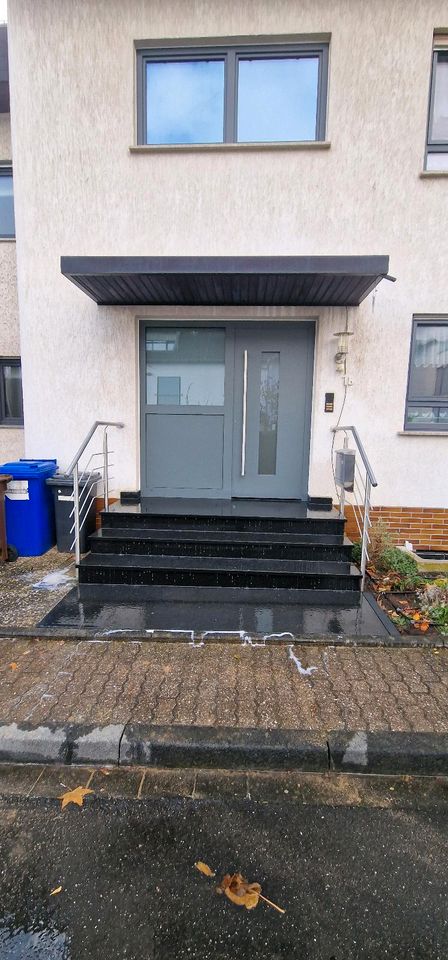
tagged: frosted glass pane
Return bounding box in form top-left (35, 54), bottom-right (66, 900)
top-left (237, 57), bottom-right (319, 142)
top-left (409, 324), bottom-right (448, 398)
top-left (426, 152), bottom-right (448, 170)
top-left (146, 328), bottom-right (225, 405)
top-left (258, 352), bottom-right (279, 474)
top-left (0, 174), bottom-right (15, 238)
top-left (146, 60), bottom-right (225, 144)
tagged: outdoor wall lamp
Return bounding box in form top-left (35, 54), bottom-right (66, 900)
top-left (334, 330), bottom-right (353, 373)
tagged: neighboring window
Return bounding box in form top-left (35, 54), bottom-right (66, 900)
top-left (0, 359), bottom-right (23, 425)
top-left (426, 45), bottom-right (448, 170)
top-left (137, 42), bottom-right (328, 145)
top-left (0, 167), bottom-right (15, 238)
top-left (405, 320), bottom-right (448, 430)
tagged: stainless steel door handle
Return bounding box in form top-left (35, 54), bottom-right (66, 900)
top-left (241, 349), bottom-right (248, 476)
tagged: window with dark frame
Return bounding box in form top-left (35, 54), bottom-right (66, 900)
top-left (137, 41), bottom-right (329, 145)
top-left (0, 166), bottom-right (15, 238)
top-left (426, 43), bottom-right (448, 170)
top-left (0, 359), bottom-right (23, 426)
top-left (405, 319), bottom-right (448, 431)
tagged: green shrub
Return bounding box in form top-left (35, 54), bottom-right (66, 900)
top-left (351, 541), bottom-right (362, 566)
top-left (419, 580), bottom-right (448, 634)
top-left (377, 547), bottom-right (421, 588)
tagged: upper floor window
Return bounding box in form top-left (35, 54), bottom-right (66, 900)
top-left (136, 41), bottom-right (329, 145)
top-left (0, 166), bottom-right (15, 238)
top-left (0, 359), bottom-right (23, 426)
top-left (426, 40), bottom-right (448, 170)
top-left (405, 319), bottom-right (448, 430)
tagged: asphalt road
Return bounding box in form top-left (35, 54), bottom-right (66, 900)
top-left (0, 784), bottom-right (447, 959)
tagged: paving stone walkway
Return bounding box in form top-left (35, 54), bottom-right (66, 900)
top-left (0, 637), bottom-right (446, 733)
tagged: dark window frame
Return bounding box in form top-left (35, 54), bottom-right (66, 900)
top-left (426, 48), bottom-right (448, 164)
top-left (136, 40), bottom-right (329, 145)
top-left (0, 358), bottom-right (23, 426)
top-left (0, 165), bottom-right (15, 239)
top-left (404, 318), bottom-right (448, 432)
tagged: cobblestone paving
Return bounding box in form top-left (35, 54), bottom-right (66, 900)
top-left (0, 549), bottom-right (76, 627)
top-left (0, 638), bottom-right (446, 732)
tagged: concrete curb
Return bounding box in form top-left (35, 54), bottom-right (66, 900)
top-left (0, 722), bottom-right (446, 776)
top-left (0, 721), bottom-right (124, 766)
top-left (120, 724), bottom-right (328, 771)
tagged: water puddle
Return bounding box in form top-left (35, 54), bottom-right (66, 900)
top-left (0, 916), bottom-right (69, 958)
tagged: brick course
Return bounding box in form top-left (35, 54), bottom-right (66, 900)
top-left (345, 505), bottom-right (448, 549)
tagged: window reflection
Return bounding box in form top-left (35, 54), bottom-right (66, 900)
top-left (237, 57), bottom-right (319, 142)
top-left (146, 60), bottom-right (225, 144)
top-left (146, 328), bottom-right (225, 406)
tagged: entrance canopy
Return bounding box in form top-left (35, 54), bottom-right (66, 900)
top-left (61, 255), bottom-right (391, 308)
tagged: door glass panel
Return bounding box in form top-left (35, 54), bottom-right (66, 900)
top-left (258, 352), bottom-right (280, 474)
top-left (146, 327), bottom-right (225, 406)
top-left (146, 60), bottom-right (225, 144)
top-left (237, 57), bottom-right (319, 142)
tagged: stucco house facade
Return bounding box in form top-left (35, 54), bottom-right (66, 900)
top-left (2, 0), bottom-right (448, 557)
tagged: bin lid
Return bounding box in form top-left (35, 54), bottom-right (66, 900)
top-left (0, 459), bottom-right (58, 479)
top-left (46, 472), bottom-right (102, 487)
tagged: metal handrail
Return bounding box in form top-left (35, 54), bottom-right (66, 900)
top-left (332, 425), bottom-right (378, 487)
top-left (66, 420), bottom-right (124, 474)
top-left (67, 420), bottom-right (124, 565)
top-left (332, 425), bottom-right (378, 590)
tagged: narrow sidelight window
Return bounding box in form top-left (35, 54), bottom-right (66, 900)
top-left (0, 359), bottom-right (23, 425)
top-left (405, 319), bottom-right (448, 430)
top-left (426, 43), bottom-right (448, 170)
top-left (0, 167), bottom-right (15, 238)
top-left (137, 41), bottom-right (328, 145)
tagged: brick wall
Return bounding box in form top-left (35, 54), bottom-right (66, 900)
top-left (345, 505), bottom-right (448, 550)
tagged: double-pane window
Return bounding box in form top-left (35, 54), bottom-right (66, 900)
top-left (405, 320), bottom-right (448, 430)
top-left (138, 42), bottom-right (328, 145)
top-left (0, 167), bottom-right (15, 239)
top-left (426, 47), bottom-right (448, 170)
top-left (0, 359), bottom-right (23, 425)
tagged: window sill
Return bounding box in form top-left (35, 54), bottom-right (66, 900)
top-left (129, 140), bottom-right (331, 155)
top-left (397, 430), bottom-right (448, 436)
top-left (419, 170), bottom-right (448, 178)
top-left (0, 237), bottom-right (16, 243)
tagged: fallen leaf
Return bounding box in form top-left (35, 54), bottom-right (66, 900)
top-left (195, 861), bottom-right (216, 877)
top-left (217, 872), bottom-right (261, 910)
top-left (50, 886), bottom-right (63, 896)
top-left (412, 613), bottom-right (421, 622)
top-left (99, 768), bottom-right (111, 776)
top-left (419, 621), bottom-right (430, 633)
top-left (9, 662), bottom-right (18, 671)
top-left (58, 786), bottom-right (94, 809)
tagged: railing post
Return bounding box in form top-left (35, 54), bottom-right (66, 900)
top-left (360, 475), bottom-right (372, 590)
top-left (103, 428), bottom-right (109, 511)
top-left (73, 461), bottom-right (81, 566)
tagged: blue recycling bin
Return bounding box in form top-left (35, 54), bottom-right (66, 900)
top-left (0, 459), bottom-right (57, 556)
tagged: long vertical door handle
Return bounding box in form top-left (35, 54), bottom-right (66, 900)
top-left (241, 349), bottom-right (248, 477)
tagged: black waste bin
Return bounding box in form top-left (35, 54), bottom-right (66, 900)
top-left (46, 474), bottom-right (101, 553)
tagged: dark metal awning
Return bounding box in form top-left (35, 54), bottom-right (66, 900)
top-left (60, 255), bottom-right (391, 308)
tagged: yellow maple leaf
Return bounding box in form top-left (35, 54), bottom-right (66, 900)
top-left (58, 786), bottom-right (94, 809)
top-left (9, 662), bottom-right (18, 671)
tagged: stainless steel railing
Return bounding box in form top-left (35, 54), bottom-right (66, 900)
top-left (332, 425), bottom-right (378, 589)
top-left (66, 420), bottom-right (124, 565)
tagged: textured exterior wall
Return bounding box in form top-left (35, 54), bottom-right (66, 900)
top-left (0, 109), bottom-right (23, 462)
top-left (6, 0), bottom-right (448, 504)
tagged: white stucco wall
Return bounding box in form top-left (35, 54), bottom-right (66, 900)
top-left (6, 0), bottom-right (448, 505)
top-left (0, 110), bottom-right (24, 462)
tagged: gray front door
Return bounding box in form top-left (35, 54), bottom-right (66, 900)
top-left (140, 322), bottom-right (314, 500)
top-left (231, 324), bottom-right (314, 499)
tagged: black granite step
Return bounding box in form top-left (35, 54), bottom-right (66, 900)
top-left (78, 553), bottom-right (361, 591)
top-left (101, 509), bottom-right (344, 537)
top-left (90, 527), bottom-right (352, 562)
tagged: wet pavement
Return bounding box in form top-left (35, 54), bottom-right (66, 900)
top-left (0, 771), bottom-right (447, 959)
top-left (0, 550), bottom-right (75, 629)
top-left (0, 636), bottom-right (447, 731)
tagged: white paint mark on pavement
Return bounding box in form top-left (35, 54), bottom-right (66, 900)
top-left (31, 567), bottom-right (75, 590)
top-left (288, 645), bottom-right (317, 676)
